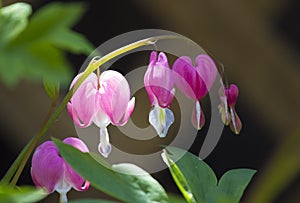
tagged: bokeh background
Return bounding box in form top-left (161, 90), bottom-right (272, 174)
top-left (1, 0), bottom-right (300, 202)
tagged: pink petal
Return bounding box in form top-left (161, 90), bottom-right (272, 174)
top-left (68, 73), bottom-right (98, 128)
top-left (63, 137), bottom-right (89, 153)
top-left (149, 51), bottom-right (157, 66)
top-left (225, 84), bottom-right (239, 107)
top-left (144, 64), bottom-right (156, 106)
top-left (173, 55), bottom-right (217, 100)
top-left (93, 94), bottom-right (111, 128)
top-left (146, 52), bottom-right (175, 108)
top-left (99, 70), bottom-right (133, 126)
top-left (63, 137), bottom-right (90, 191)
top-left (64, 163), bottom-right (90, 191)
top-left (172, 56), bottom-right (200, 100)
top-left (195, 54), bottom-right (217, 94)
top-left (31, 141), bottom-right (64, 193)
top-left (117, 97), bottom-right (135, 126)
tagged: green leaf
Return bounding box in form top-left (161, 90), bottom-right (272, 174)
top-left (164, 147), bottom-right (256, 203)
top-left (53, 138), bottom-right (169, 203)
top-left (11, 2), bottom-right (93, 55)
top-left (48, 28), bottom-right (93, 55)
top-left (0, 184), bottom-right (46, 203)
top-left (205, 187), bottom-right (236, 203)
top-left (165, 147), bottom-right (217, 203)
top-left (43, 78), bottom-right (59, 101)
top-left (0, 2), bottom-right (93, 87)
top-left (167, 194), bottom-right (188, 203)
top-left (69, 199), bottom-right (120, 203)
top-left (218, 169), bottom-right (256, 202)
top-left (162, 150), bottom-right (196, 203)
top-left (0, 2), bottom-right (32, 47)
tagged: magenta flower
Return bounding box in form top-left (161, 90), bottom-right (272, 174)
top-left (31, 137), bottom-right (90, 203)
top-left (172, 54), bottom-right (217, 129)
top-left (219, 84), bottom-right (242, 134)
top-left (67, 70), bottom-right (135, 157)
top-left (144, 51), bottom-right (175, 137)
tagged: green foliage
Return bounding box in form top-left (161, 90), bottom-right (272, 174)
top-left (43, 78), bottom-right (59, 102)
top-left (165, 147), bottom-right (217, 203)
top-left (162, 150), bottom-right (197, 203)
top-left (0, 3), bottom-right (31, 47)
top-left (69, 199), bottom-right (120, 203)
top-left (0, 2), bottom-right (93, 86)
top-left (0, 184), bottom-right (46, 203)
top-left (218, 169), bottom-right (256, 201)
top-left (53, 138), bottom-right (169, 203)
top-left (164, 147), bottom-right (256, 203)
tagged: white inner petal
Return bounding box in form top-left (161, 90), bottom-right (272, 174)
top-left (149, 105), bottom-right (174, 138)
top-left (98, 127), bottom-right (112, 158)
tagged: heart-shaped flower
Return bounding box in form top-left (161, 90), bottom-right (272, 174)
top-left (31, 137), bottom-right (90, 203)
top-left (219, 84), bottom-right (242, 134)
top-left (173, 54), bottom-right (217, 129)
top-left (144, 51), bottom-right (175, 137)
top-left (67, 70), bottom-right (135, 157)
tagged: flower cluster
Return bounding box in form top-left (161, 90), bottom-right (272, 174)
top-left (31, 51), bottom-right (242, 203)
top-left (66, 51), bottom-right (241, 158)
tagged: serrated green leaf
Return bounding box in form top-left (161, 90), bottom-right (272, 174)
top-left (53, 138), bottom-right (169, 203)
top-left (166, 147), bottom-right (217, 203)
top-left (0, 2), bottom-right (32, 47)
top-left (218, 169), bottom-right (256, 202)
top-left (0, 184), bottom-right (46, 203)
top-left (69, 199), bottom-right (120, 203)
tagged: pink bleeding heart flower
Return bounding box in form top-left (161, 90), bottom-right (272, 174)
top-left (172, 54), bottom-right (217, 129)
top-left (31, 137), bottom-right (90, 203)
top-left (219, 84), bottom-right (242, 134)
top-left (144, 51), bottom-right (175, 137)
top-left (67, 70), bottom-right (135, 157)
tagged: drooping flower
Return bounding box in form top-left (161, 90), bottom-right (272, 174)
top-left (172, 54), bottom-right (217, 129)
top-left (144, 51), bottom-right (175, 137)
top-left (67, 70), bottom-right (135, 157)
top-left (218, 84), bottom-right (242, 134)
top-left (31, 137), bottom-right (90, 203)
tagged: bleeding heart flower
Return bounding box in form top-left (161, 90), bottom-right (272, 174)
top-left (144, 51), bottom-right (175, 137)
top-left (219, 84), bottom-right (242, 134)
top-left (172, 54), bottom-right (217, 129)
top-left (67, 70), bottom-right (135, 157)
top-left (31, 137), bottom-right (90, 203)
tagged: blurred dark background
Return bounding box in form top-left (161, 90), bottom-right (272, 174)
top-left (1, 0), bottom-right (300, 202)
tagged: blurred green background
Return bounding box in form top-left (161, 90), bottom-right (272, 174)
top-left (0, 0), bottom-right (300, 202)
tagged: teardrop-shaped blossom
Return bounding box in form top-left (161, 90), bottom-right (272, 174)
top-left (67, 70), bottom-right (135, 157)
top-left (173, 54), bottom-right (217, 129)
top-left (144, 51), bottom-right (175, 137)
top-left (219, 84), bottom-right (242, 134)
top-left (31, 137), bottom-right (90, 203)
